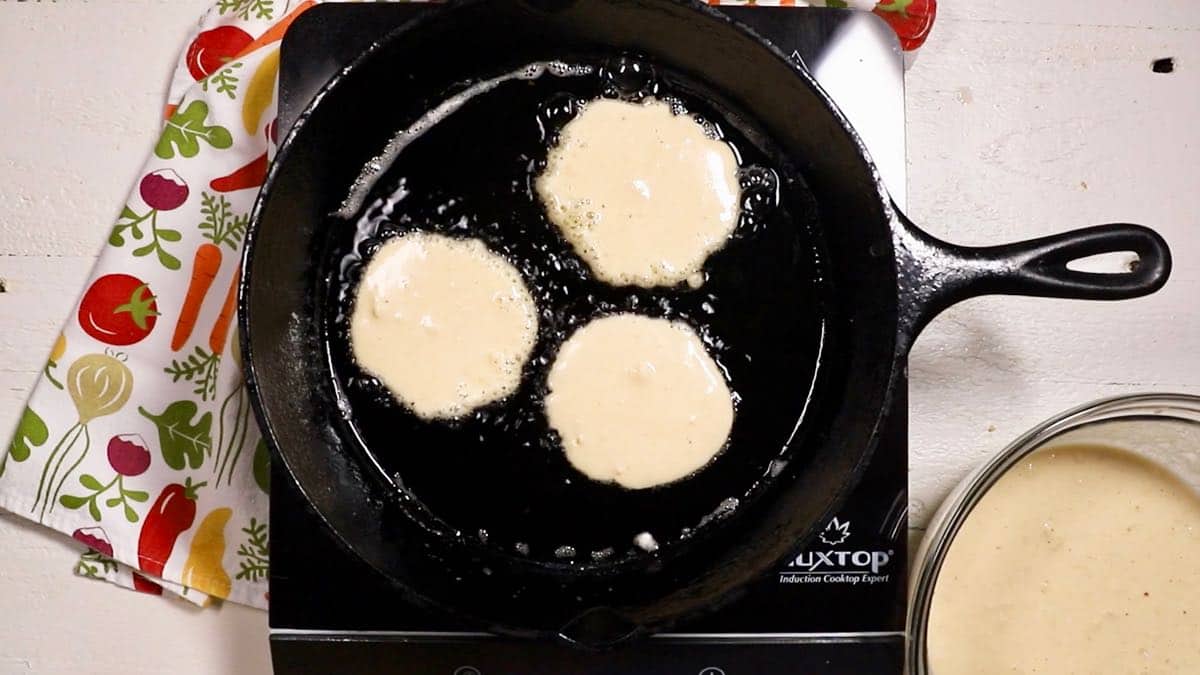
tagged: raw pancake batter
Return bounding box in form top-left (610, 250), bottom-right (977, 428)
top-left (928, 443), bottom-right (1200, 674)
top-left (350, 232), bottom-right (538, 419)
top-left (545, 314), bottom-right (734, 489)
top-left (536, 98), bottom-right (740, 287)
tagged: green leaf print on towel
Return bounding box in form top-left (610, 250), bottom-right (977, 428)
top-left (59, 472), bottom-right (149, 523)
top-left (155, 101), bottom-right (233, 160)
top-left (165, 346), bottom-right (221, 401)
top-left (139, 400), bottom-right (212, 471)
top-left (235, 517), bottom-right (269, 582)
top-left (75, 548), bottom-right (120, 579)
top-left (59, 433), bottom-right (152, 522)
top-left (198, 191), bottom-right (250, 250)
top-left (201, 62), bottom-right (244, 100)
top-left (217, 0), bottom-right (276, 21)
top-left (4, 407), bottom-right (49, 477)
top-left (110, 170), bottom-right (191, 270)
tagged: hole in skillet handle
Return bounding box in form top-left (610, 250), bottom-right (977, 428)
top-left (893, 210), bottom-right (1172, 346)
top-left (557, 607), bottom-right (642, 650)
top-left (1064, 251), bottom-right (1142, 274)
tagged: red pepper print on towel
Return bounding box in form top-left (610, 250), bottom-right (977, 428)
top-left (211, 154), bottom-right (268, 193)
top-left (212, 116), bottom-right (277, 193)
top-left (135, 477), bottom-right (204, 595)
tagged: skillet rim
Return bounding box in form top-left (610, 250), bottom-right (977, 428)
top-left (239, 0), bottom-right (904, 637)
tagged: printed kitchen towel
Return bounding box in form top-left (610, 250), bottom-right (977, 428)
top-left (2, 0), bottom-right (934, 610)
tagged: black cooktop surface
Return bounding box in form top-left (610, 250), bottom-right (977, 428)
top-left (268, 4), bottom-right (907, 674)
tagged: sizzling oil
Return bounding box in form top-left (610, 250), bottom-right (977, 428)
top-left (325, 56), bottom-right (831, 565)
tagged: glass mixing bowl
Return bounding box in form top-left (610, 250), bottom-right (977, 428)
top-left (906, 393), bottom-right (1200, 674)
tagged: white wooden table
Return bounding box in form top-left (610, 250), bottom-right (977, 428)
top-left (1, 2), bottom-right (1197, 673)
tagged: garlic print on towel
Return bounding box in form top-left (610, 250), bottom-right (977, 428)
top-left (33, 352), bottom-right (134, 522)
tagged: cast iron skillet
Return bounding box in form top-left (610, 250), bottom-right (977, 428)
top-left (241, 0), bottom-right (1171, 648)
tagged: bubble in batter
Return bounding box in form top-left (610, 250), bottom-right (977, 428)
top-left (536, 98), bottom-right (740, 287)
top-left (545, 314), bottom-right (734, 489)
top-left (350, 232), bottom-right (538, 419)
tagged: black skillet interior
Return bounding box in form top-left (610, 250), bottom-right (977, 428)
top-left (322, 53), bottom-right (834, 570)
top-left (245, 0), bottom-right (910, 643)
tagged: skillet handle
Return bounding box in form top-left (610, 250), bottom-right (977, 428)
top-left (896, 214), bottom-right (1172, 343)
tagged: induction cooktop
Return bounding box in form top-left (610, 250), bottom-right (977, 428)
top-left (267, 5), bottom-right (908, 673)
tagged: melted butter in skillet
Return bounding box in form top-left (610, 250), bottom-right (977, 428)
top-left (350, 232), bottom-right (538, 419)
top-left (536, 98), bottom-right (740, 288)
top-left (545, 314), bottom-right (734, 489)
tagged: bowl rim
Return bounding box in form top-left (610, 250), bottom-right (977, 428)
top-left (905, 391), bottom-right (1200, 674)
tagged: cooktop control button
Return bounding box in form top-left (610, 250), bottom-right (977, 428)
top-left (453, 667), bottom-right (481, 675)
top-left (699, 668), bottom-right (727, 675)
